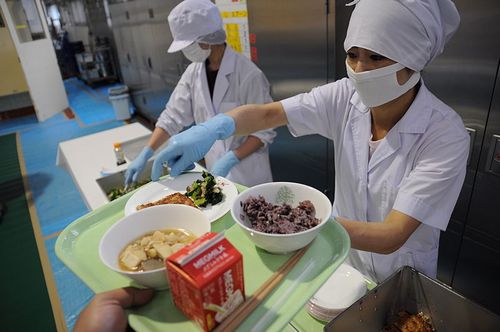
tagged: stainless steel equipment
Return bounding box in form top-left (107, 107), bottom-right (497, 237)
top-left (95, 158), bottom-right (170, 202)
top-left (246, 0), bottom-right (335, 201)
top-left (108, 0), bottom-right (186, 124)
top-left (95, 135), bottom-right (168, 201)
top-left (95, 167), bottom-right (146, 201)
top-left (324, 266), bottom-right (500, 332)
top-left (74, 0), bottom-right (120, 84)
top-left (421, 0), bottom-right (500, 314)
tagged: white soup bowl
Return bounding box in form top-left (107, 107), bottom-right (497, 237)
top-left (99, 204), bottom-right (210, 289)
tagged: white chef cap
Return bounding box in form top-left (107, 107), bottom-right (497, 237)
top-left (344, 0), bottom-right (460, 72)
top-left (167, 0), bottom-right (224, 53)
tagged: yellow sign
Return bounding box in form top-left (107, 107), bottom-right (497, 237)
top-left (216, 1), bottom-right (250, 59)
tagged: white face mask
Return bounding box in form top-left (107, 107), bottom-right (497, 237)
top-left (345, 61), bottom-right (421, 107)
top-left (182, 42), bottom-right (211, 63)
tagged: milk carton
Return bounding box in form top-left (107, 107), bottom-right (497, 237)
top-left (166, 232), bottom-right (245, 331)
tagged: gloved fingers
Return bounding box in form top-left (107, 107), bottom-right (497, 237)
top-left (124, 169), bottom-right (133, 186)
top-left (131, 171), bottom-right (140, 184)
top-left (169, 155), bottom-right (196, 177)
top-left (162, 159), bottom-right (193, 175)
top-left (151, 157), bottom-right (166, 181)
top-left (166, 157), bottom-right (179, 168)
top-left (151, 145), bottom-right (180, 180)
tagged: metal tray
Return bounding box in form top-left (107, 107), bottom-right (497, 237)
top-left (324, 266), bottom-right (500, 331)
top-left (95, 134), bottom-right (193, 202)
top-left (95, 159), bottom-right (157, 200)
top-left (95, 134), bottom-right (161, 201)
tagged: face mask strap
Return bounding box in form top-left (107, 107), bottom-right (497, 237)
top-left (399, 70), bottom-right (420, 90)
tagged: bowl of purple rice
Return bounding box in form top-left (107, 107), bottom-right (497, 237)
top-left (231, 182), bottom-right (332, 254)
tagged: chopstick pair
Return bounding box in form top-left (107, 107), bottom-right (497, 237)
top-left (214, 246), bottom-right (309, 332)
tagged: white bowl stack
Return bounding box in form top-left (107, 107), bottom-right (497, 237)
top-left (306, 263), bottom-right (368, 322)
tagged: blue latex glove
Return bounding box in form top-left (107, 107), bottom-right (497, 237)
top-left (151, 114), bottom-right (235, 180)
top-left (124, 146), bottom-right (154, 186)
top-left (210, 151), bottom-right (240, 177)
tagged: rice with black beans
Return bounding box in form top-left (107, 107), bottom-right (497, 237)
top-left (240, 195), bottom-right (321, 234)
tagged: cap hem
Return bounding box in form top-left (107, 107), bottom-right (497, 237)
top-left (167, 40), bottom-right (194, 53)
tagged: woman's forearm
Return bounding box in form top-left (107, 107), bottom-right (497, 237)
top-left (233, 136), bottom-right (264, 160)
top-left (228, 102), bottom-right (288, 136)
top-left (148, 127), bottom-right (171, 151)
top-left (336, 210), bottom-right (421, 254)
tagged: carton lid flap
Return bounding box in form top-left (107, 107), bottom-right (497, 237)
top-left (166, 232), bottom-right (243, 285)
top-left (168, 232), bottom-right (224, 266)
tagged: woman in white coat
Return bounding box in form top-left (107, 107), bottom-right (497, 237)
top-left (125, 0), bottom-right (275, 188)
top-left (151, 0), bottom-right (469, 283)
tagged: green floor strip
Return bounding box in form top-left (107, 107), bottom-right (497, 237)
top-left (0, 133), bottom-right (57, 332)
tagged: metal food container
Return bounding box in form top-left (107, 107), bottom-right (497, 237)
top-left (324, 266), bottom-right (500, 331)
top-left (96, 159), bottom-right (167, 201)
top-left (96, 135), bottom-right (170, 201)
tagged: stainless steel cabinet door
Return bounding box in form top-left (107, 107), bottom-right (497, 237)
top-left (426, 0), bottom-right (500, 285)
top-left (247, 0), bottom-right (333, 199)
top-left (433, 0), bottom-right (500, 315)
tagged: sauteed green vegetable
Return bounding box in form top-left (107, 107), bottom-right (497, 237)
top-left (107, 180), bottom-right (149, 201)
top-left (185, 171), bottom-right (223, 207)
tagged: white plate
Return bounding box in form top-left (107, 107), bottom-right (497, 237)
top-left (124, 172), bottom-right (238, 223)
top-left (305, 302), bottom-right (340, 322)
top-left (309, 262), bottom-right (367, 311)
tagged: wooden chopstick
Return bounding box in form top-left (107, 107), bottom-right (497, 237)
top-left (214, 246), bottom-right (309, 332)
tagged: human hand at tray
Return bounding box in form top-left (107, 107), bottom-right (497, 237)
top-left (74, 287), bottom-right (155, 332)
top-left (124, 146), bottom-right (154, 186)
top-left (151, 114), bottom-right (235, 180)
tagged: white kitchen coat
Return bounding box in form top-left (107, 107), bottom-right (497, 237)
top-left (156, 46), bottom-right (276, 187)
top-left (281, 78), bottom-right (469, 283)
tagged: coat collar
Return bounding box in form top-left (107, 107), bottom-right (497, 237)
top-left (395, 80), bottom-right (432, 134)
top-left (348, 80), bottom-right (433, 173)
top-left (212, 46), bottom-right (236, 111)
top-left (199, 62), bottom-right (215, 115)
top-left (198, 46), bottom-right (236, 115)
top-left (349, 80), bottom-right (433, 134)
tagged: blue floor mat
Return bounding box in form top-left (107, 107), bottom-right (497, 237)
top-left (64, 78), bottom-right (124, 126)
top-left (45, 237), bottom-right (94, 332)
top-left (0, 79), bottom-right (136, 331)
top-left (21, 118), bottom-right (123, 236)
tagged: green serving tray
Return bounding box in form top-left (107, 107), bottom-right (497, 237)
top-left (55, 185), bottom-right (350, 332)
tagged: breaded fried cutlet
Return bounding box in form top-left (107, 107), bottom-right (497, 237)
top-left (136, 192), bottom-right (197, 210)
